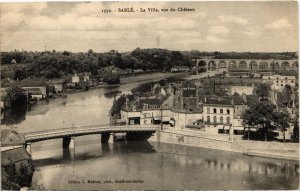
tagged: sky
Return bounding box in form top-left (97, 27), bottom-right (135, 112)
top-left (0, 1), bottom-right (298, 53)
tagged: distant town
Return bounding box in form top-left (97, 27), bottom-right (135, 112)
top-left (1, 49), bottom-right (299, 189)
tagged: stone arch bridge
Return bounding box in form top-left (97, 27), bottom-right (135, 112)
top-left (191, 58), bottom-right (298, 71)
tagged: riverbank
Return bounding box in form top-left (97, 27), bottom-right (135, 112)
top-left (149, 127), bottom-right (299, 161)
top-left (25, 72), bottom-right (187, 106)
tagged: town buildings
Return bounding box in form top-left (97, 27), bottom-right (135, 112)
top-left (120, 97), bottom-right (171, 125)
top-left (171, 66), bottom-right (190, 73)
top-left (202, 95), bottom-right (248, 134)
top-left (1, 78), bottom-right (49, 101)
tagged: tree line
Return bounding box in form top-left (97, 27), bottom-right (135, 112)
top-left (1, 48), bottom-right (192, 80)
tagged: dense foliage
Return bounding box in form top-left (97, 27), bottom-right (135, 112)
top-left (2, 163), bottom-right (33, 190)
top-left (7, 86), bottom-right (28, 106)
top-left (255, 83), bottom-right (272, 100)
top-left (243, 101), bottom-right (293, 141)
top-left (1, 48), bottom-right (192, 79)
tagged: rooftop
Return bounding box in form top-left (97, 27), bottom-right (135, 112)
top-left (203, 95), bottom-right (246, 106)
top-left (1, 147), bottom-right (31, 166)
top-left (1, 129), bottom-right (26, 147)
top-left (122, 97), bottom-right (164, 111)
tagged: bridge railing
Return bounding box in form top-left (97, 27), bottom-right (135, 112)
top-left (24, 125), bottom-right (159, 141)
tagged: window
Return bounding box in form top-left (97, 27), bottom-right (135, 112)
top-left (291, 80), bottom-right (294, 83)
top-left (277, 81), bottom-right (279, 83)
top-left (213, 116), bottom-right (217, 124)
top-left (144, 104), bottom-right (148, 110)
top-left (220, 109), bottom-right (223, 114)
top-left (226, 117), bottom-right (230, 124)
top-left (207, 116), bottom-right (210, 123)
top-left (207, 108), bottom-right (210, 114)
top-left (220, 116), bottom-right (223, 124)
top-left (213, 108), bottom-right (217, 113)
top-left (227, 109), bottom-right (230, 114)
top-left (268, 77), bottom-right (270, 79)
top-left (281, 84), bottom-right (283, 86)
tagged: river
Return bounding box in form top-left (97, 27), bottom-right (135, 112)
top-left (1, 81), bottom-right (299, 189)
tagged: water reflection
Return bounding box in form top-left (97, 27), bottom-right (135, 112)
top-left (153, 142), bottom-right (299, 178)
top-left (31, 139), bottom-right (299, 190)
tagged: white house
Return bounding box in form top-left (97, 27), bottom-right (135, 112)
top-left (262, 75), bottom-right (296, 90)
top-left (120, 97), bottom-right (171, 126)
top-left (229, 85), bottom-right (255, 95)
top-left (202, 96), bottom-right (247, 134)
top-left (72, 74), bottom-right (80, 83)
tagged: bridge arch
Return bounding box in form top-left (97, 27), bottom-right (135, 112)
top-left (259, 61), bottom-right (269, 69)
top-left (281, 61), bottom-right (290, 70)
top-left (197, 60), bottom-right (207, 67)
top-left (270, 61), bottom-right (280, 70)
top-left (208, 61), bottom-right (217, 70)
top-left (292, 61), bottom-right (298, 68)
top-left (249, 61), bottom-right (258, 70)
top-left (218, 61), bottom-right (227, 68)
top-left (228, 61), bottom-right (237, 69)
top-left (238, 61), bottom-right (248, 69)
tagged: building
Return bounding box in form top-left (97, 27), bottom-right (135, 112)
top-left (1, 92), bottom-right (11, 111)
top-left (46, 79), bottom-right (67, 93)
top-left (172, 81), bottom-right (203, 128)
top-left (1, 78), bottom-right (49, 99)
top-left (72, 74), bottom-right (80, 83)
top-left (1, 147), bottom-right (33, 181)
top-left (1, 128), bottom-right (26, 151)
top-left (202, 95), bottom-right (247, 134)
top-left (229, 85), bottom-right (255, 95)
top-left (262, 75), bottom-right (296, 90)
top-left (81, 72), bottom-right (91, 82)
top-left (171, 66), bottom-right (190, 72)
top-left (24, 88), bottom-right (43, 100)
top-left (120, 97), bottom-right (170, 125)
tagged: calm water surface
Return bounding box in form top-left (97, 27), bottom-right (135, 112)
top-left (1, 82), bottom-right (299, 189)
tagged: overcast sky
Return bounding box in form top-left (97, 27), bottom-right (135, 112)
top-left (0, 1), bottom-right (298, 52)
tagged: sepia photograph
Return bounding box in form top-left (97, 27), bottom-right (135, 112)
top-left (0, 0), bottom-right (299, 190)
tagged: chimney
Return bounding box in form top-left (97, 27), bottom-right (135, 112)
top-left (231, 99), bottom-right (234, 105)
top-left (218, 97), bottom-right (221, 101)
top-left (204, 97), bottom-right (207, 103)
top-left (126, 97), bottom-right (129, 110)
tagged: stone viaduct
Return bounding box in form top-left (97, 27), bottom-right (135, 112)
top-left (191, 58), bottom-right (298, 70)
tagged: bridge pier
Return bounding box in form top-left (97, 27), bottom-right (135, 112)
top-left (109, 133), bottom-right (114, 143)
top-left (25, 143), bottom-right (31, 154)
top-left (101, 133), bottom-right (114, 143)
top-left (101, 133), bottom-right (110, 143)
top-left (62, 137), bottom-right (75, 149)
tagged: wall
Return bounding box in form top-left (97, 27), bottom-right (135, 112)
top-left (172, 112), bottom-right (202, 129)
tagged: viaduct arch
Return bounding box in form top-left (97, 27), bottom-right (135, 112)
top-left (192, 58), bottom-right (298, 71)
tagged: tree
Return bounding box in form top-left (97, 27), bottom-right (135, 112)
top-left (13, 69), bottom-right (27, 80)
top-left (273, 111), bottom-right (290, 142)
top-left (7, 86), bottom-right (27, 106)
top-left (293, 118), bottom-right (299, 142)
top-left (88, 49), bottom-right (94, 56)
top-left (243, 101), bottom-right (276, 141)
top-left (282, 84), bottom-right (293, 107)
top-left (110, 95), bottom-right (126, 117)
top-left (255, 83), bottom-right (272, 100)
